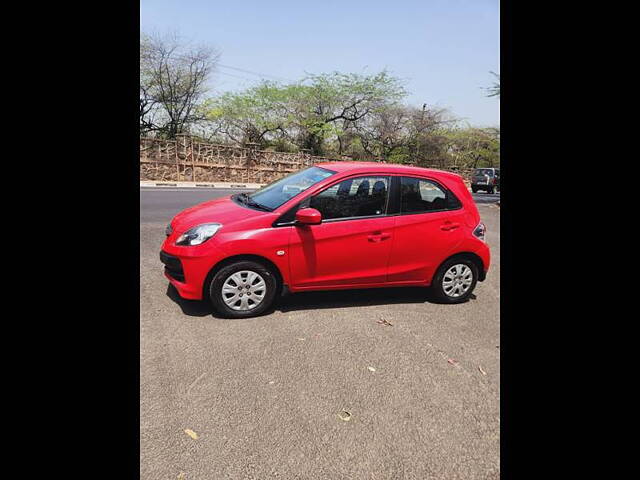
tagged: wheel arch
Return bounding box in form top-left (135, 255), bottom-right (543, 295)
top-left (437, 252), bottom-right (487, 282)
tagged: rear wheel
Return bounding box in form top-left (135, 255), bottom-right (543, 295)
top-left (431, 257), bottom-right (479, 304)
top-left (471, 186), bottom-right (478, 193)
top-left (209, 260), bottom-right (279, 318)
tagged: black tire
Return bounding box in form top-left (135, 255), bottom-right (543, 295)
top-left (471, 186), bottom-right (478, 193)
top-left (209, 260), bottom-right (279, 318)
top-left (430, 256), bottom-right (479, 304)
top-left (488, 186), bottom-right (495, 194)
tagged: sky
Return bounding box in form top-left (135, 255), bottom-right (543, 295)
top-left (140, 0), bottom-right (499, 127)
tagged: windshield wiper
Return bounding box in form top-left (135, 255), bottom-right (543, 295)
top-left (237, 193), bottom-right (273, 212)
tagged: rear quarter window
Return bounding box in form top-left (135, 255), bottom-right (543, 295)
top-left (400, 177), bottom-right (461, 214)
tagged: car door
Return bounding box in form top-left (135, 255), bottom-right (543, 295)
top-left (288, 175), bottom-right (396, 289)
top-left (386, 176), bottom-right (466, 284)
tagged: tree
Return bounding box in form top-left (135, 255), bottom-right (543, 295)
top-left (446, 127), bottom-right (500, 168)
top-left (140, 32), bottom-right (219, 138)
top-left (405, 105), bottom-right (458, 167)
top-left (140, 34), bottom-right (160, 134)
top-left (486, 71), bottom-right (500, 98)
top-left (203, 82), bottom-right (292, 147)
top-left (353, 105), bottom-right (411, 161)
top-left (202, 71), bottom-right (406, 156)
top-left (286, 71), bottom-right (406, 155)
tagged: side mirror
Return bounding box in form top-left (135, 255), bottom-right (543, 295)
top-left (295, 208), bottom-right (322, 225)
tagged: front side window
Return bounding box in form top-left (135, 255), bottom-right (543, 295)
top-left (401, 177), bottom-right (459, 213)
top-left (309, 176), bottom-right (390, 220)
top-left (247, 166), bottom-right (336, 210)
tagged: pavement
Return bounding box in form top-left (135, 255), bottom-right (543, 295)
top-left (140, 187), bottom-right (500, 479)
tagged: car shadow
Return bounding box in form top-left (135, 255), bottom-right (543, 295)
top-left (166, 284), bottom-right (476, 318)
top-left (166, 285), bottom-right (214, 317)
top-left (277, 287), bottom-right (476, 312)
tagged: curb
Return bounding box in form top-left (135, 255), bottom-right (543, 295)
top-left (142, 181), bottom-right (481, 195)
top-left (140, 181), bottom-right (264, 189)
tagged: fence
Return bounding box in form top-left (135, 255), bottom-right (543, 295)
top-left (139, 135), bottom-right (475, 184)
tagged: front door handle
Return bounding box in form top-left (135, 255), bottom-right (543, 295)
top-left (368, 232), bottom-right (392, 242)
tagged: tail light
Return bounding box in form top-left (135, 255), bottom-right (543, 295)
top-left (473, 222), bottom-right (486, 242)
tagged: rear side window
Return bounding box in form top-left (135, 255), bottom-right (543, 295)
top-left (473, 168), bottom-right (494, 177)
top-left (400, 177), bottom-right (461, 214)
top-left (310, 176), bottom-right (390, 220)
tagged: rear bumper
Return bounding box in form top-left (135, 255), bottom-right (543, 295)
top-left (471, 183), bottom-right (498, 189)
top-left (479, 269), bottom-right (487, 282)
top-left (477, 242), bottom-right (491, 281)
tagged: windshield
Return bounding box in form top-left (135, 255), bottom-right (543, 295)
top-left (474, 168), bottom-right (494, 177)
top-left (248, 166), bottom-right (336, 210)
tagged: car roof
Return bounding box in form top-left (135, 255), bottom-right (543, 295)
top-left (316, 161), bottom-right (464, 180)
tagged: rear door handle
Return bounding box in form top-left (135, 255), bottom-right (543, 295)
top-left (440, 222), bottom-right (460, 231)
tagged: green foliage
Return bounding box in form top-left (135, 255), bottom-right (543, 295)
top-left (203, 82), bottom-right (292, 146)
top-left (203, 71), bottom-right (406, 155)
top-left (141, 33), bottom-right (499, 166)
top-left (387, 147), bottom-right (412, 164)
top-left (445, 127), bottom-right (500, 168)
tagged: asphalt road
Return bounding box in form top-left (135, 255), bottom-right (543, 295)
top-left (140, 187), bottom-right (500, 479)
top-left (471, 192), bottom-right (500, 204)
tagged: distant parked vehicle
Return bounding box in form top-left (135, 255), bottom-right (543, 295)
top-left (471, 168), bottom-right (500, 194)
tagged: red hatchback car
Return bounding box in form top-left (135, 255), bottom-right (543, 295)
top-left (161, 162), bottom-right (490, 318)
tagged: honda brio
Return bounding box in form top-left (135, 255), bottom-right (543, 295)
top-left (160, 162), bottom-right (490, 318)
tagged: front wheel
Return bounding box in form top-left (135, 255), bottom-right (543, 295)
top-left (209, 260), bottom-right (279, 318)
top-left (430, 257), bottom-right (479, 304)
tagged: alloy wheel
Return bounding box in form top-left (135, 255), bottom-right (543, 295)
top-left (442, 264), bottom-right (474, 298)
top-left (221, 270), bottom-right (267, 311)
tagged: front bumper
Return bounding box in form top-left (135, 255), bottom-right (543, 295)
top-left (159, 251), bottom-right (185, 282)
top-left (160, 238), bottom-right (227, 300)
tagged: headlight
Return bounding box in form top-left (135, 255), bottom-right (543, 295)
top-left (175, 223), bottom-right (222, 246)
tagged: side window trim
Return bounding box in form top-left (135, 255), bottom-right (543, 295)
top-left (309, 174), bottom-right (392, 221)
top-left (272, 173), bottom-right (463, 226)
